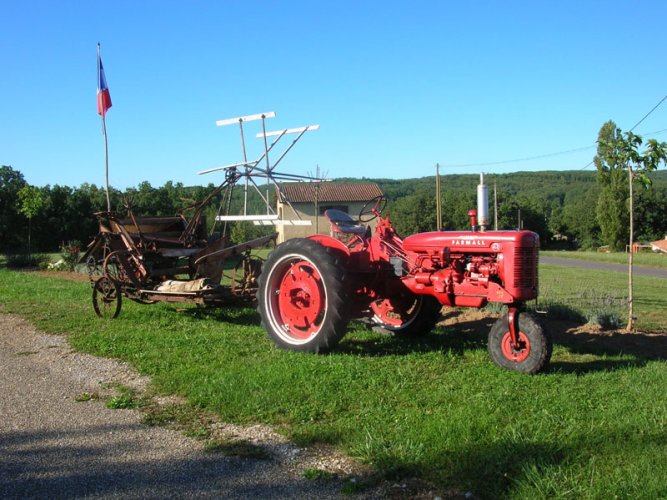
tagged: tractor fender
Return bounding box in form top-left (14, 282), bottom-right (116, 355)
top-left (308, 234), bottom-right (351, 255)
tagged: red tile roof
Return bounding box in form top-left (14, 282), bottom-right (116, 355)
top-left (278, 182), bottom-right (383, 203)
top-left (650, 239), bottom-right (667, 253)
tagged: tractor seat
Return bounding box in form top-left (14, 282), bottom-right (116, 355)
top-left (324, 209), bottom-right (368, 236)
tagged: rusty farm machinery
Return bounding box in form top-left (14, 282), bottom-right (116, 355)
top-left (82, 112), bottom-right (320, 319)
top-left (84, 113), bottom-right (551, 374)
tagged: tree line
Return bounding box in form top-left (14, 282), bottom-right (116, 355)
top-left (2, 123), bottom-right (666, 254)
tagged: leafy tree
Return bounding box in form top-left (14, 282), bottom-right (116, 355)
top-left (634, 186), bottom-right (667, 241)
top-left (595, 121), bottom-right (628, 250)
top-left (18, 185), bottom-right (45, 255)
top-left (229, 221), bottom-right (274, 244)
top-left (0, 165), bottom-right (28, 251)
top-left (443, 190), bottom-right (476, 230)
top-left (561, 188), bottom-right (600, 249)
top-left (391, 192), bottom-right (437, 235)
top-left (598, 128), bottom-right (667, 331)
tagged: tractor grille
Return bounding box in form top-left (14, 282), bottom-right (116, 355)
top-left (513, 247), bottom-right (538, 289)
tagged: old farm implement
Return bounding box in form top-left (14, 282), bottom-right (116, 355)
top-left (83, 112), bottom-right (321, 318)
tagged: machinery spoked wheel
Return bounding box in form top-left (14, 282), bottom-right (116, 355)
top-left (92, 277), bottom-right (122, 319)
top-left (487, 312), bottom-right (551, 374)
top-left (102, 250), bottom-right (130, 283)
top-left (371, 293), bottom-right (441, 336)
top-left (257, 239), bottom-right (349, 353)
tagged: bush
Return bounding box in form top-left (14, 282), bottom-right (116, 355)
top-left (4, 253), bottom-right (50, 269)
top-left (59, 241), bottom-right (81, 271)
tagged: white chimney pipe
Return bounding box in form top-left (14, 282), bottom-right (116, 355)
top-left (477, 172), bottom-right (489, 231)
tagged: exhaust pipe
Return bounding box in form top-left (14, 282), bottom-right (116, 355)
top-left (477, 172), bottom-right (489, 231)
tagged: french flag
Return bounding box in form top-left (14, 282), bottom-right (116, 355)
top-left (97, 48), bottom-right (112, 117)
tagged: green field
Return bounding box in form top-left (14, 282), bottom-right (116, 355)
top-left (542, 250), bottom-right (667, 269)
top-left (537, 264), bottom-right (667, 332)
top-left (1, 264), bottom-right (666, 498)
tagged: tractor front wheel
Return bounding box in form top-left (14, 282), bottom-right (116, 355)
top-left (371, 294), bottom-right (441, 336)
top-left (257, 239), bottom-right (349, 353)
top-left (488, 312), bottom-right (551, 374)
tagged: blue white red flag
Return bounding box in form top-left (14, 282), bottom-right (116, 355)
top-left (97, 50), bottom-right (112, 117)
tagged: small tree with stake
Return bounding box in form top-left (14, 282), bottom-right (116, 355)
top-left (17, 185), bottom-right (44, 257)
top-left (600, 130), bottom-right (667, 331)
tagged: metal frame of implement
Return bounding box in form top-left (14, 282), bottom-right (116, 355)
top-left (198, 112), bottom-right (325, 227)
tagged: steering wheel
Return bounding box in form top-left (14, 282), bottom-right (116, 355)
top-left (358, 195), bottom-right (387, 223)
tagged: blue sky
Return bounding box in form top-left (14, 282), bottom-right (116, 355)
top-left (2, 1), bottom-right (666, 189)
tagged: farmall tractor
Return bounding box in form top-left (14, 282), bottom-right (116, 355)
top-left (257, 175), bottom-right (552, 374)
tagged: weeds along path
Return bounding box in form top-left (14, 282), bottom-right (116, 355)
top-left (0, 314), bottom-right (387, 499)
top-left (541, 256), bottom-right (667, 278)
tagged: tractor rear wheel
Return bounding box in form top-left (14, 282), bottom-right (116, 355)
top-left (487, 312), bottom-right (551, 374)
top-left (371, 294), bottom-right (441, 336)
top-left (257, 239), bottom-right (349, 353)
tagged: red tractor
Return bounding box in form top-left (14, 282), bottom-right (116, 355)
top-left (257, 194), bottom-right (551, 374)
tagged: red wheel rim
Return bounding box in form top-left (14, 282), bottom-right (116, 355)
top-left (500, 331), bottom-right (531, 363)
top-left (271, 258), bottom-right (325, 339)
top-left (371, 295), bottom-right (420, 328)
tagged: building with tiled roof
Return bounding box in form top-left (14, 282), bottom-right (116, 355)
top-left (278, 183), bottom-right (383, 204)
top-left (275, 182), bottom-right (383, 242)
top-left (650, 236), bottom-right (667, 254)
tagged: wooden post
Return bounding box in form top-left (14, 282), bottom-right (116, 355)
top-left (627, 165), bottom-right (635, 332)
top-left (435, 163), bottom-right (442, 230)
top-left (494, 179), bottom-right (498, 230)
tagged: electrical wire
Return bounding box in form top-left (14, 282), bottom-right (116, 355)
top-left (443, 145), bottom-right (596, 168)
top-left (630, 95), bottom-right (667, 131)
top-left (580, 94), bottom-right (667, 170)
top-left (440, 95), bottom-right (667, 171)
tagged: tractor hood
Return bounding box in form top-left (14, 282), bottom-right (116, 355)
top-left (403, 230), bottom-right (539, 253)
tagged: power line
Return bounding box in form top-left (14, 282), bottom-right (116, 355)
top-left (439, 127), bottom-right (666, 170)
top-left (580, 127), bottom-right (667, 170)
top-left (440, 95), bottom-right (667, 171)
top-left (442, 144), bottom-right (595, 169)
top-left (630, 95), bottom-right (667, 131)
top-left (581, 94), bottom-right (667, 170)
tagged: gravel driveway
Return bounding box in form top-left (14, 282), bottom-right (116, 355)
top-left (0, 314), bottom-right (401, 499)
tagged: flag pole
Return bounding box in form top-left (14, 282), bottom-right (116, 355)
top-left (98, 43), bottom-right (111, 212)
top-left (102, 113), bottom-right (111, 212)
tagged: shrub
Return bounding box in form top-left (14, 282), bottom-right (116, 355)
top-left (4, 253), bottom-right (50, 269)
top-left (59, 241), bottom-right (81, 271)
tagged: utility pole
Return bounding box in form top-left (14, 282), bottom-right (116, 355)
top-left (314, 182), bottom-right (320, 234)
top-left (435, 163), bottom-right (442, 230)
top-left (494, 179), bottom-right (498, 230)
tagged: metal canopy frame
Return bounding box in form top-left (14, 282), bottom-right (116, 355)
top-left (198, 112), bottom-right (325, 228)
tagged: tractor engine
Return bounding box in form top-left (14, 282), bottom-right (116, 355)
top-left (401, 229), bottom-right (539, 309)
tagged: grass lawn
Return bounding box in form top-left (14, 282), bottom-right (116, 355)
top-left (542, 250), bottom-right (667, 269)
top-left (537, 264), bottom-right (667, 332)
top-left (1, 265), bottom-right (666, 498)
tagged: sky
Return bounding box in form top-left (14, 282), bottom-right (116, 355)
top-left (1, 0), bottom-right (666, 189)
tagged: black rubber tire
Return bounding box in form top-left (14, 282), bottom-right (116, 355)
top-left (92, 277), bottom-right (122, 319)
top-left (372, 294), bottom-right (441, 336)
top-left (487, 312), bottom-right (552, 374)
top-left (257, 238), bottom-right (350, 353)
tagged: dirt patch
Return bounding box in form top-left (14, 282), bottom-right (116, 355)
top-left (441, 307), bottom-right (667, 361)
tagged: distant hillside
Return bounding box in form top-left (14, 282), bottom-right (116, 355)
top-left (338, 170), bottom-right (667, 201)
